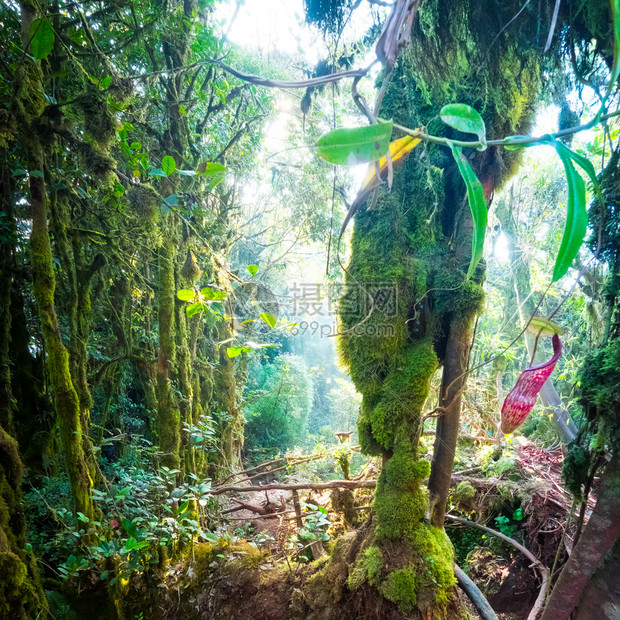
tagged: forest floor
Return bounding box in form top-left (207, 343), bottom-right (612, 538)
top-left (179, 438), bottom-right (585, 620)
top-left (65, 438), bottom-right (592, 620)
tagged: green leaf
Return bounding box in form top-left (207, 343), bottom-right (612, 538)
top-left (551, 143), bottom-right (587, 282)
top-left (226, 346), bottom-right (244, 358)
top-left (201, 162), bottom-right (226, 175)
top-left (76, 512), bottom-right (89, 523)
top-left (29, 19), bottom-right (55, 60)
top-left (178, 501), bottom-right (189, 515)
top-left (178, 169), bottom-right (197, 177)
top-left (176, 289), bottom-right (195, 301)
top-left (259, 312), bottom-right (277, 328)
top-left (130, 141), bottom-right (142, 150)
top-left (116, 486), bottom-right (130, 498)
top-left (316, 121), bottom-right (393, 165)
top-left (29, 170), bottom-right (44, 178)
top-left (449, 144), bottom-right (488, 279)
top-left (554, 141), bottom-right (605, 209)
top-left (440, 104), bottom-right (486, 149)
top-left (161, 155), bottom-right (177, 176)
top-left (246, 264), bottom-right (258, 276)
top-left (163, 194), bottom-right (179, 207)
top-left (101, 76), bottom-right (112, 89)
top-left (186, 302), bottom-right (203, 318)
top-left (200, 286), bottom-right (227, 300)
top-left (149, 168), bottom-right (167, 177)
top-left (526, 316), bottom-right (563, 338)
top-left (122, 518), bottom-right (138, 539)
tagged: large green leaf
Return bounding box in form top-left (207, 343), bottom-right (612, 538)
top-left (29, 19), bottom-right (55, 60)
top-left (449, 144), bottom-right (488, 279)
top-left (553, 141), bottom-right (605, 209)
top-left (227, 346), bottom-right (248, 358)
top-left (316, 122), bottom-right (393, 165)
top-left (200, 162), bottom-right (227, 176)
top-left (551, 144), bottom-right (587, 282)
top-left (162, 155), bottom-right (177, 176)
top-left (440, 104), bottom-right (486, 150)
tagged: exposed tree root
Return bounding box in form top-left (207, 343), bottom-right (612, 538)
top-left (446, 514), bottom-right (549, 620)
top-left (453, 564), bottom-right (498, 620)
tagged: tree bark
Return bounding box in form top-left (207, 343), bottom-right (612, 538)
top-left (573, 536), bottom-right (620, 620)
top-left (0, 157), bottom-right (48, 619)
top-left (540, 454), bottom-right (620, 620)
top-left (429, 319), bottom-right (471, 527)
top-left (156, 235), bottom-right (181, 469)
top-left (16, 0), bottom-right (95, 519)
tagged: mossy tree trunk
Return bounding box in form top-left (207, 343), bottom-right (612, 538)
top-left (15, 1), bottom-right (95, 520)
top-left (314, 1), bottom-right (551, 615)
top-left (156, 233), bottom-right (181, 469)
top-left (0, 157), bottom-right (48, 619)
top-left (213, 318), bottom-right (244, 471)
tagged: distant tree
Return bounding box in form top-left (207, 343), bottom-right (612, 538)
top-left (244, 354), bottom-right (314, 455)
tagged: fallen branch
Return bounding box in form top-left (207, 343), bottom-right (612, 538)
top-left (210, 479), bottom-right (377, 495)
top-left (446, 514), bottom-right (549, 620)
top-left (422, 431), bottom-right (499, 443)
top-left (223, 505), bottom-right (374, 521)
top-left (454, 564), bottom-right (498, 620)
top-left (215, 447), bottom-right (361, 487)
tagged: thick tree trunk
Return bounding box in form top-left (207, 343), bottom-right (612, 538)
top-left (540, 454), bottom-right (620, 620)
top-left (573, 537), bottom-right (620, 620)
top-left (16, 1), bottom-right (95, 519)
top-left (0, 162), bottom-right (48, 619)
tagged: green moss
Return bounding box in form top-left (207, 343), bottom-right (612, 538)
top-left (374, 485), bottom-right (427, 540)
top-left (127, 184), bottom-right (161, 223)
top-left (348, 545), bottom-right (383, 590)
top-left (433, 265), bottom-right (485, 322)
top-left (562, 443), bottom-right (590, 501)
top-left (383, 453), bottom-right (431, 491)
top-left (380, 567), bottom-right (417, 611)
top-left (359, 342), bottom-right (438, 453)
top-left (76, 86), bottom-right (117, 147)
top-left (0, 428), bottom-right (48, 618)
top-left (451, 481), bottom-right (476, 512)
top-left (156, 236), bottom-right (181, 469)
top-left (409, 524), bottom-right (457, 599)
top-left (485, 454), bottom-right (517, 477)
top-left (76, 142), bottom-right (116, 184)
top-left (0, 551), bottom-right (27, 615)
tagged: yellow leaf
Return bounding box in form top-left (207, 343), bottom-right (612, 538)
top-left (359, 135), bottom-right (421, 192)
